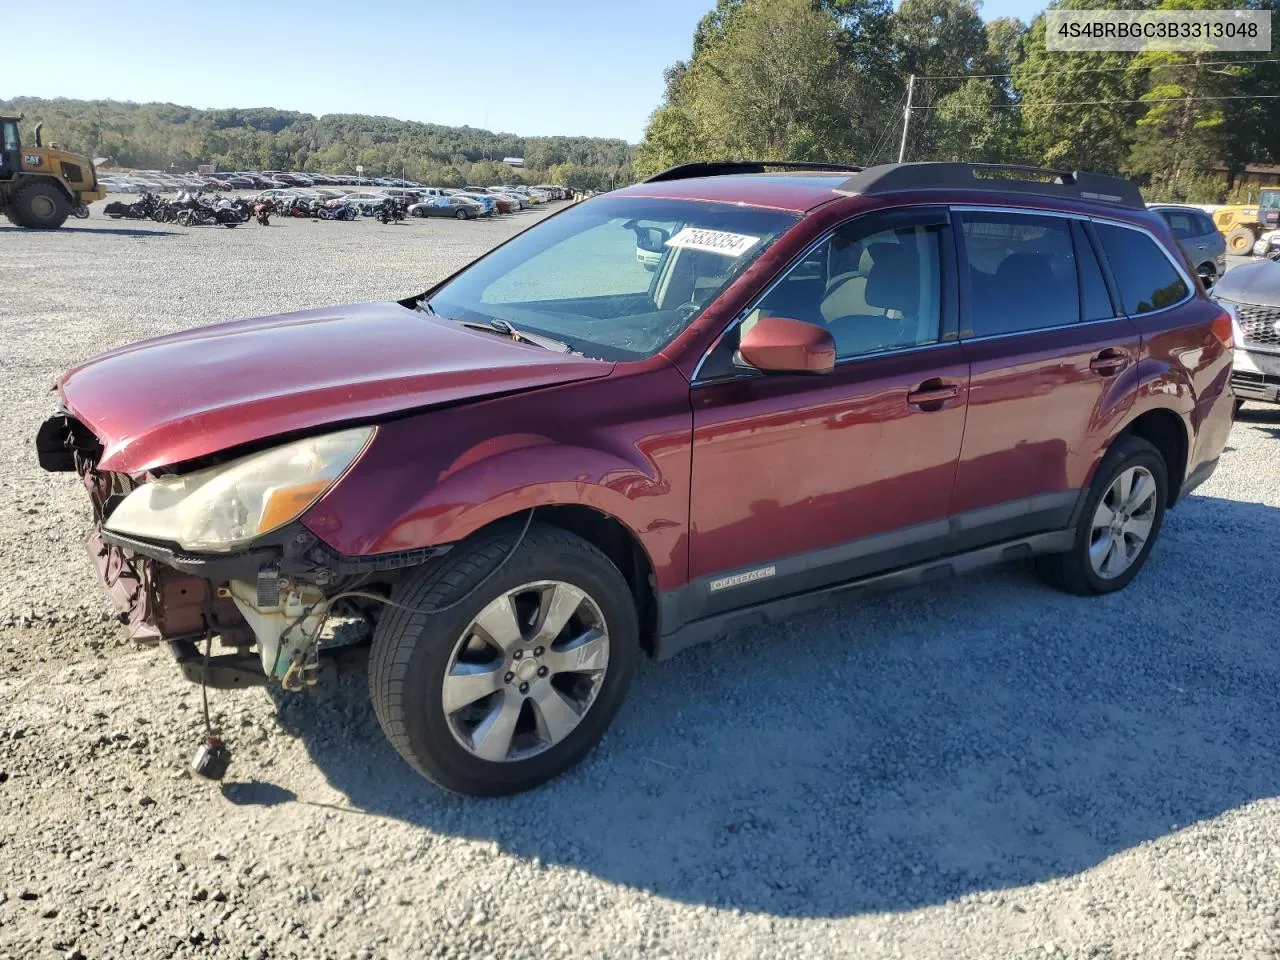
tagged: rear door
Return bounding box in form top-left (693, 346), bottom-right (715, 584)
top-left (949, 208), bottom-right (1139, 549)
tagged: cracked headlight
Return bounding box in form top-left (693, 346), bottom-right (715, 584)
top-left (104, 427), bottom-right (374, 552)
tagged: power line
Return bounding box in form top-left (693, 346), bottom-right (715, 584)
top-left (915, 93), bottom-right (1280, 110)
top-left (917, 57), bottom-right (1280, 82)
top-left (866, 90), bottom-right (907, 164)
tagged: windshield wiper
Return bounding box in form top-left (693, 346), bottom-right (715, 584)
top-left (459, 318), bottom-right (574, 354)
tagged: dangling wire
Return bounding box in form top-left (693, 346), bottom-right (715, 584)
top-left (200, 629), bottom-right (214, 737)
top-left (278, 508), bottom-right (537, 686)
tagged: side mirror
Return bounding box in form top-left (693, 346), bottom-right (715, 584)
top-left (738, 316), bottom-right (836, 375)
top-left (634, 226), bottom-right (669, 253)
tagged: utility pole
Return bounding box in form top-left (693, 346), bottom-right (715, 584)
top-left (898, 74), bottom-right (915, 163)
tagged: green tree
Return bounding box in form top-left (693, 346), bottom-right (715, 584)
top-left (1012, 1), bottom-right (1143, 171)
top-left (0, 96), bottom-right (635, 187)
top-left (1125, 0), bottom-right (1253, 198)
top-left (931, 78), bottom-right (1023, 162)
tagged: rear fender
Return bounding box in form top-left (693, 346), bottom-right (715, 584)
top-left (20, 173), bottom-right (76, 203)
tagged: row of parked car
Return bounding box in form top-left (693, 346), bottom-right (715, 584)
top-left (248, 183), bottom-right (566, 220)
top-left (98, 168), bottom-right (571, 201)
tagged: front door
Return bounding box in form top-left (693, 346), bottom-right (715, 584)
top-left (949, 209), bottom-right (1139, 548)
top-left (687, 207), bottom-right (969, 618)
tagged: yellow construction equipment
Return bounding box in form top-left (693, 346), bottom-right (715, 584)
top-left (1212, 188), bottom-right (1280, 255)
top-left (1, 114), bottom-right (105, 229)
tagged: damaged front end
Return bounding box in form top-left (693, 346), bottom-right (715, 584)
top-left (37, 413), bottom-right (443, 691)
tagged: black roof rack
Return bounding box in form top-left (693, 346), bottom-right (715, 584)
top-left (836, 162), bottom-right (1144, 210)
top-left (644, 160), bottom-right (863, 182)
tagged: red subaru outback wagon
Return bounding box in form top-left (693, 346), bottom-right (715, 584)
top-left (38, 161), bottom-right (1235, 795)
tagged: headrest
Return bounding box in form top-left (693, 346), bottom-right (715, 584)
top-left (864, 242), bottom-right (919, 314)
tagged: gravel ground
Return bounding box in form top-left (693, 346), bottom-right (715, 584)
top-left (2, 209), bottom-right (1280, 960)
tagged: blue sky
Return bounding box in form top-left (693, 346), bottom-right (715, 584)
top-left (6, 0), bottom-right (1043, 143)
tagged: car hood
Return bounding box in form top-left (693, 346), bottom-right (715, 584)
top-left (57, 301), bottom-right (614, 474)
top-left (1213, 259), bottom-right (1280, 309)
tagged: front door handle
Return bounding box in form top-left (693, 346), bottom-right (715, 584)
top-left (907, 378), bottom-right (960, 411)
top-left (1089, 348), bottom-right (1131, 376)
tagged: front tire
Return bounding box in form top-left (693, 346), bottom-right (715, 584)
top-left (369, 524), bottom-right (639, 796)
top-left (1037, 435), bottom-right (1167, 595)
top-left (455, 208), bottom-right (468, 220)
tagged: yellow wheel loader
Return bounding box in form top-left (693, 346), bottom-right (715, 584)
top-left (1212, 188), bottom-right (1280, 256)
top-left (1, 114), bottom-right (105, 229)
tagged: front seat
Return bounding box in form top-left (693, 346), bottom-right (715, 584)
top-left (819, 237), bottom-right (884, 324)
top-left (822, 242), bottom-right (919, 355)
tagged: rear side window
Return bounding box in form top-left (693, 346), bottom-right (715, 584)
top-left (1095, 223), bottom-right (1189, 315)
top-left (959, 212), bottom-right (1079, 336)
top-left (1161, 210), bottom-right (1198, 239)
top-left (1196, 213), bottom-right (1217, 236)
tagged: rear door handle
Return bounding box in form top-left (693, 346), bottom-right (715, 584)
top-left (1089, 348), bottom-right (1131, 376)
top-left (906, 378), bottom-right (960, 411)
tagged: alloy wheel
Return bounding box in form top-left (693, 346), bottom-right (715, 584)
top-left (442, 580), bottom-right (610, 762)
top-left (1089, 465), bottom-right (1158, 579)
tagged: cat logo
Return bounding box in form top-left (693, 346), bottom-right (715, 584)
top-left (23, 154), bottom-right (42, 166)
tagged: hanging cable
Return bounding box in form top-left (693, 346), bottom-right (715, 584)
top-left (915, 93), bottom-right (1280, 110)
top-left (916, 57), bottom-right (1280, 82)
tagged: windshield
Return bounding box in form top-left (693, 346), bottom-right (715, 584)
top-left (428, 196), bottom-right (799, 360)
top-left (1262, 190), bottom-right (1280, 210)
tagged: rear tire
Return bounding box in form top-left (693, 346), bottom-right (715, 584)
top-left (8, 180), bottom-right (70, 229)
top-left (368, 523), bottom-right (639, 796)
top-left (1036, 435), bottom-right (1167, 596)
top-left (1226, 226), bottom-right (1256, 255)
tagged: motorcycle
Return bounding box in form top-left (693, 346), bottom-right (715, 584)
top-left (318, 199), bottom-right (358, 221)
top-left (172, 195), bottom-right (247, 228)
top-left (252, 198), bottom-right (277, 226)
top-left (377, 198), bottom-right (405, 224)
top-left (104, 192), bottom-right (162, 220)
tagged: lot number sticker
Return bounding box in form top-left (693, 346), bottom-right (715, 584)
top-left (666, 227), bottom-right (760, 257)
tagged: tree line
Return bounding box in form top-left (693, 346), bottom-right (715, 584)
top-left (637, 0), bottom-right (1280, 202)
top-left (0, 97), bottom-right (635, 191)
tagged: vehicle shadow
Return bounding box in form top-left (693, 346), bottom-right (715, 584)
top-left (0, 225), bottom-right (178, 237)
top-left (271, 493), bottom-right (1280, 918)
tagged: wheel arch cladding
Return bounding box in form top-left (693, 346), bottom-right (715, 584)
top-left (1119, 408), bottom-right (1189, 504)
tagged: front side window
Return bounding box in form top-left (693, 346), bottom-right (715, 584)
top-left (430, 197), bottom-right (798, 361)
top-left (2, 122), bottom-right (17, 152)
top-left (959, 211), bottom-right (1079, 336)
top-left (696, 214), bottom-right (945, 379)
top-left (748, 222), bottom-right (942, 359)
top-left (1095, 222), bottom-right (1189, 315)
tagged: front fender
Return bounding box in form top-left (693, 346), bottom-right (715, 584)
top-left (302, 366), bottom-right (694, 590)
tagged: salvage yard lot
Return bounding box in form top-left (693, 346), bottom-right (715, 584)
top-left (2, 208), bottom-right (1280, 960)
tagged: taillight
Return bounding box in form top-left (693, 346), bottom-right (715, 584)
top-left (1210, 308), bottom-right (1235, 350)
